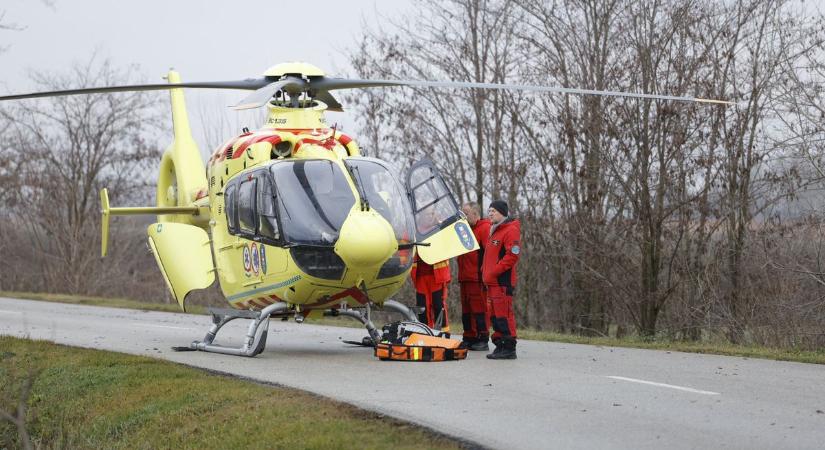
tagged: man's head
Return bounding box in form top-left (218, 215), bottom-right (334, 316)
top-left (488, 200), bottom-right (508, 225)
top-left (421, 204), bottom-right (439, 230)
top-left (461, 202), bottom-right (481, 226)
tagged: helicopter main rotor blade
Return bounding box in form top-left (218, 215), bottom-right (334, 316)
top-left (312, 78), bottom-right (734, 106)
top-left (0, 79), bottom-right (271, 102)
top-left (232, 77), bottom-right (308, 110)
top-left (314, 90), bottom-right (344, 112)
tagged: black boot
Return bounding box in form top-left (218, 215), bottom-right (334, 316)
top-left (487, 338), bottom-right (502, 356)
top-left (469, 336), bottom-right (489, 351)
top-left (486, 338), bottom-right (516, 359)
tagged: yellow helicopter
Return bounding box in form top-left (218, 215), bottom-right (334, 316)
top-left (0, 62), bottom-right (732, 357)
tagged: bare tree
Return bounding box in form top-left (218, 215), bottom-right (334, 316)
top-left (0, 56), bottom-right (163, 295)
top-left (347, 0), bottom-right (527, 207)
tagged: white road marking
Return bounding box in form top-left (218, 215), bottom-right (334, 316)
top-left (132, 323), bottom-right (193, 331)
top-left (607, 376), bottom-right (720, 395)
top-left (0, 309), bottom-right (23, 315)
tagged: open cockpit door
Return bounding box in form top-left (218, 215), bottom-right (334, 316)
top-left (405, 159), bottom-right (479, 264)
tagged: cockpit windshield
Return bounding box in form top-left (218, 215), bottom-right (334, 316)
top-left (270, 160), bottom-right (355, 246)
top-left (343, 158), bottom-right (416, 243)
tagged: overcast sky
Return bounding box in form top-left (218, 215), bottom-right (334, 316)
top-left (0, 0), bottom-right (412, 151)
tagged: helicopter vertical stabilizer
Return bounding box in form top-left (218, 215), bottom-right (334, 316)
top-left (156, 71), bottom-right (208, 226)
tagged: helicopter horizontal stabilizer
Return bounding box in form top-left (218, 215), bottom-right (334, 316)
top-left (99, 188), bottom-right (200, 257)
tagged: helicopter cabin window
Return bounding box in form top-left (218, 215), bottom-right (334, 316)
top-left (257, 174), bottom-right (280, 241)
top-left (224, 184), bottom-right (238, 234)
top-left (238, 178), bottom-right (257, 235)
top-left (408, 164), bottom-right (459, 238)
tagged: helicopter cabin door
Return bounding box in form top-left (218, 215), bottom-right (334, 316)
top-left (147, 222), bottom-right (215, 312)
top-left (405, 159), bottom-right (479, 264)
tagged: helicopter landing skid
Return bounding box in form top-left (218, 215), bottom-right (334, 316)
top-left (175, 302), bottom-right (289, 357)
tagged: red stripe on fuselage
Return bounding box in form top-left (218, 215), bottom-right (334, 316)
top-left (294, 138), bottom-right (337, 152)
top-left (232, 134), bottom-right (282, 159)
top-left (337, 134), bottom-right (352, 145)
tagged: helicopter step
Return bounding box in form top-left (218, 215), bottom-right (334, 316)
top-left (175, 299), bottom-right (422, 357)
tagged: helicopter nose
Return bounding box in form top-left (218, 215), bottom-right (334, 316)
top-left (334, 210), bottom-right (396, 268)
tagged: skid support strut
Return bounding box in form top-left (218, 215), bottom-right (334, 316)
top-left (382, 299), bottom-right (419, 322)
top-left (181, 302), bottom-right (288, 357)
top-left (337, 304), bottom-right (382, 346)
top-left (331, 299), bottom-right (425, 346)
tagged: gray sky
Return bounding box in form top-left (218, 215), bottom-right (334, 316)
top-left (0, 0), bottom-right (412, 151)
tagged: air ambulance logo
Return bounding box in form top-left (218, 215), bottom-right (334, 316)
top-left (242, 245), bottom-right (252, 276)
top-left (454, 222), bottom-right (474, 250)
top-left (250, 243), bottom-right (260, 275)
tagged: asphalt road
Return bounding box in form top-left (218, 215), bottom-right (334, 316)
top-left (1, 296), bottom-right (824, 449)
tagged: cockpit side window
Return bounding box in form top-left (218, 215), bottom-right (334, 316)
top-left (257, 174), bottom-right (280, 241)
top-left (225, 184), bottom-right (238, 234)
top-left (238, 178), bottom-right (257, 235)
top-left (408, 164), bottom-right (459, 238)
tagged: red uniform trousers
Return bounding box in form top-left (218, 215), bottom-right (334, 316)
top-left (415, 273), bottom-right (450, 331)
top-left (487, 285), bottom-right (517, 341)
top-left (460, 281), bottom-right (489, 341)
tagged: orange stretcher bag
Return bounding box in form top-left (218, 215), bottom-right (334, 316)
top-left (374, 333), bottom-right (468, 361)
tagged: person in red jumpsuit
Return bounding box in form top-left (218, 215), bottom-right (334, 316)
top-left (411, 255), bottom-right (451, 332)
top-left (481, 200), bottom-right (521, 360)
top-left (457, 202), bottom-right (492, 350)
top-left (411, 204), bottom-right (452, 332)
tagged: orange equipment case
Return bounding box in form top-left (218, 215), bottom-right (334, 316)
top-left (374, 333), bottom-right (468, 361)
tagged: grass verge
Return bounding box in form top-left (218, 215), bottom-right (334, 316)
top-left (4, 291), bottom-right (824, 364)
top-left (0, 336), bottom-right (462, 450)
